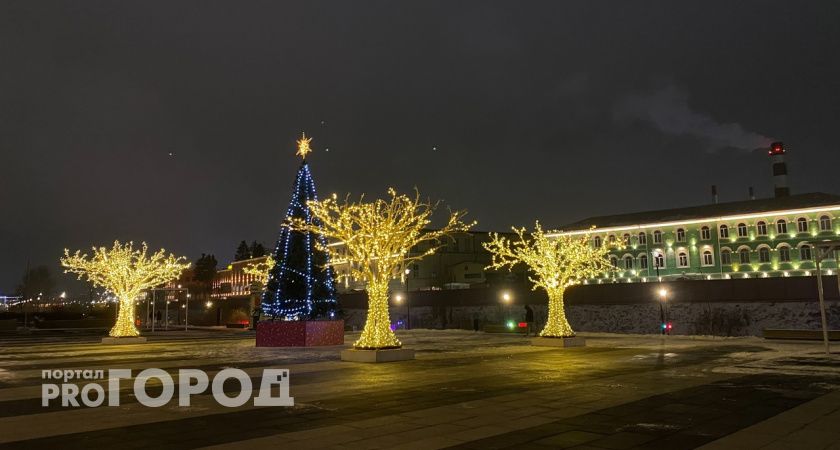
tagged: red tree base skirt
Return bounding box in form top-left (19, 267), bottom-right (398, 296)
top-left (256, 320), bottom-right (345, 347)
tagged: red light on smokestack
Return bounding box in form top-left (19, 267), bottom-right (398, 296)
top-left (769, 141), bottom-right (785, 155)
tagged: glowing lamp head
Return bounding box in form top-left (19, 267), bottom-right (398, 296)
top-left (658, 288), bottom-right (667, 299)
top-left (769, 141), bottom-right (785, 155)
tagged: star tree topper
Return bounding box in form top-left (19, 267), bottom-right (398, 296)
top-left (296, 132), bottom-right (313, 160)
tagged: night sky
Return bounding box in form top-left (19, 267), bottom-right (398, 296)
top-left (2, 1), bottom-right (839, 293)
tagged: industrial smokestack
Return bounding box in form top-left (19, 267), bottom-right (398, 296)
top-left (769, 142), bottom-right (789, 198)
top-left (711, 185), bottom-right (719, 204)
top-left (749, 186), bottom-right (755, 200)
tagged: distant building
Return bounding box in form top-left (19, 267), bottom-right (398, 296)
top-left (212, 257), bottom-right (265, 298)
top-left (557, 192), bottom-right (840, 282)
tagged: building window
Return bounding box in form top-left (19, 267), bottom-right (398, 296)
top-left (638, 232), bottom-right (647, 245)
top-left (721, 249), bottom-right (732, 265)
top-left (820, 215), bottom-right (832, 231)
top-left (702, 250), bottom-right (714, 266)
top-left (653, 230), bottom-right (662, 244)
top-left (797, 217), bottom-right (808, 233)
top-left (779, 246), bottom-right (791, 262)
top-left (676, 228), bottom-right (686, 242)
top-left (610, 256), bottom-right (618, 268)
top-left (756, 221), bottom-right (767, 236)
top-left (700, 226), bottom-right (711, 240)
top-left (759, 247), bottom-right (770, 263)
top-left (776, 219), bottom-right (787, 234)
top-left (624, 256), bottom-right (633, 270)
top-left (593, 236), bottom-right (602, 248)
top-left (623, 233), bottom-right (631, 246)
top-left (678, 252), bottom-right (688, 267)
top-left (737, 223), bottom-right (748, 238)
top-left (720, 225), bottom-right (729, 239)
top-left (800, 245), bottom-right (812, 261)
top-left (608, 235), bottom-right (616, 245)
top-left (639, 254), bottom-right (648, 269)
top-left (739, 248), bottom-right (750, 264)
top-left (653, 252), bottom-right (664, 268)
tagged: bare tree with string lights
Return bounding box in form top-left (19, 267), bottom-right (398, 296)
top-left (484, 222), bottom-right (616, 339)
top-left (61, 241), bottom-right (189, 338)
top-left (297, 188), bottom-right (473, 349)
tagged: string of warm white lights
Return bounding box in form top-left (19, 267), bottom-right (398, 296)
top-left (484, 222), bottom-right (616, 338)
top-left (60, 241), bottom-right (189, 337)
top-left (296, 188), bottom-right (474, 349)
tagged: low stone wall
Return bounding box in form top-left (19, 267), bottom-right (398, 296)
top-left (342, 300), bottom-right (840, 337)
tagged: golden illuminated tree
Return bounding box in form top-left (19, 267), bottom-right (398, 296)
top-left (297, 189), bottom-right (473, 349)
top-left (243, 257), bottom-right (275, 286)
top-left (61, 241), bottom-right (190, 337)
top-left (484, 222), bottom-right (615, 337)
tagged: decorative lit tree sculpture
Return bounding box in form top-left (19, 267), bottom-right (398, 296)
top-left (300, 189), bottom-right (473, 349)
top-left (61, 241), bottom-right (190, 337)
top-left (484, 222), bottom-right (614, 338)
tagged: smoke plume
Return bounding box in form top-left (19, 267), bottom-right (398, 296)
top-left (614, 85), bottom-right (772, 151)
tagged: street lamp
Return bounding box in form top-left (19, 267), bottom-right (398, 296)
top-left (658, 288), bottom-right (670, 335)
top-left (809, 239), bottom-right (840, 355)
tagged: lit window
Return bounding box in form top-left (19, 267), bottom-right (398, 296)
top-left (797, 217), bottom-right (808, 233)
top-left (653, 230), bottom-right (662, 244)
top-left (739, 248), bottom-right (750, 264)
top-left (702, 250), bottom-right (714, 266)
top-left (776, 219), bottom-right (787, 234)
top-left (608, 235), bottom-right (616, 244)
top-left (700, 226), bottom-right (711, 240)
top-left (624, 256), bottom-right (633, 270)
top-left (759, 247), bottom-right (770, 263)
top-left (779, 246), bottom-right (791, 262)
top-left (678, 252), bottom-right (688, 267)
top-left (721, 249), bottom-right (732, 265)
top-left (676, 228), bottom-right (686, 242)
top-left (654, 252), bottom-right (664, 268)
top-left (820, 215), bottom-right (832, 231)
top-left (800, 245), bottom-right (812, 261)
top-left (610, 256), bottom-right (618, 268)
top-left (623, 234), bottom-right (631, 246)
top-left (719, 225), bottom-right (729, 239)
top-left (639, 255), bottom-right (648, 269)
top-left (756, 221), bottom-right (767, 236)
top-left (737, 223), bottom-right (748, 238)
top-left (593, 236), bottom-right (602, 248)
top-left (638, 232), bottom-right (647, 245)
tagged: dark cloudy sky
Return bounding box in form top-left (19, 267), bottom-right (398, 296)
top-left (2, 1), bottom-right (839, 292)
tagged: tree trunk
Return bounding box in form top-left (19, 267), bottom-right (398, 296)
top-left (540, 288), bottom-right (575, 337)
top-left (355, 279), bottom-right (400, 349)
top-left (110, 294), bottom-right (140, 337)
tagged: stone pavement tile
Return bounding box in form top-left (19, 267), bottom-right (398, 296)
top-left (779, 428), bottom-right (840, 448)
top-left (345, 415), bottom-right (405, 429)
top-left (497, 415), bottom-right (557, 431)
top-left (453, 414), bottom-right (512, 428)
top-left (696, 431), bottom-right (777, 450)
top-left (445, 425), bottom-right (511, 442)
top-left (760, 441), bottom-right (808, 450)
top-left (534, 430), bottom-right (605, 448)
top-left (736, 419), bottom-right (805, 437)
top-left (408, 412), bottom-right (475, 426)
top-left (541, 406), bottom-right (594, 419)
top-left (803, 414), bottom-right (840, 432)
top-left (389, 435), bottom-right (464, 450)
top-left (586, 431), bottom-right (657, 449)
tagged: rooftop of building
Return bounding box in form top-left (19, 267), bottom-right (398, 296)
top-left (561, 192), bottom-right (840, 231)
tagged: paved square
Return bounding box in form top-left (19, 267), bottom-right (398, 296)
top-left (0, 329), bottom-right (838, 449)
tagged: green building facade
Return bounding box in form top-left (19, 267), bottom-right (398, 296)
top-left (557, 193), bottom-right (840, 283)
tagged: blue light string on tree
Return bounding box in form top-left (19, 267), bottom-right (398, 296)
top-left (262, 159), bottom-right (338, 320)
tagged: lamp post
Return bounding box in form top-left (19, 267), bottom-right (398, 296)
top-left (810, 239), bottom-right (840, 355)
top-left (501, 291), bottom-right (512, 323)
top-left (403, 268), bottom-right (411, 329)
top-left (394, 294), bottom-right (410, 330)
top-left (658, 287), bottom-right (669, 335)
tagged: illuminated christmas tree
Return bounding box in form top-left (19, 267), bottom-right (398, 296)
top-left (262, 133), bottom-right (338, 320)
